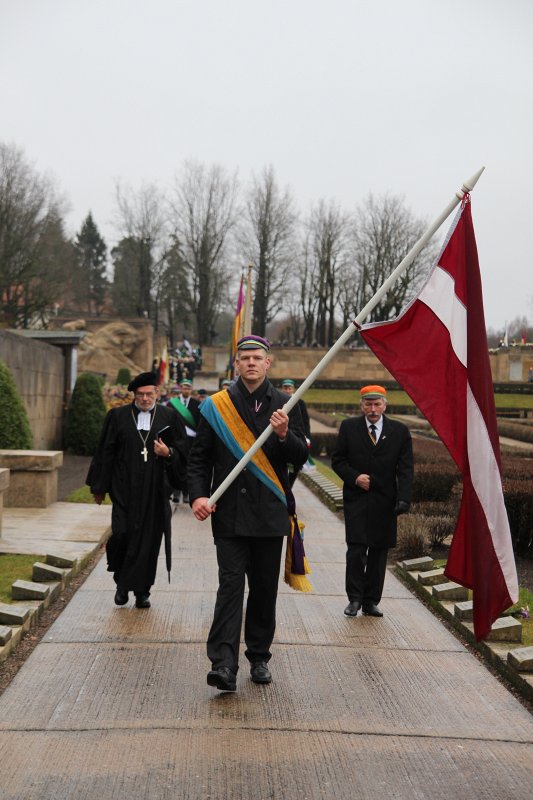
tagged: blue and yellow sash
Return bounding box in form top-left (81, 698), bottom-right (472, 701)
top-left (200, 390), bottom-right (286, 505)
top-left (201, 390), bottom-right (312, 592)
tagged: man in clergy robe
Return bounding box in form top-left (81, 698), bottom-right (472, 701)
top-left (168, 378), bottom-right (200, 504)
top-left (188, 335), bottom-right (309, 692)
top-left (331, 385), bottom-right (413, 618)
top-left (86, 372), bottom-right (186, 608)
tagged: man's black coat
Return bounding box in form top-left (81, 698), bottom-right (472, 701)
top-left (187, 380), bottom-right (308, 539)
top-left (331, 414), bottom-right (413, 548)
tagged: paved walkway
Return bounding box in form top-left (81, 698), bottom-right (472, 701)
top-left (0, 483), bottom-right (532, 799)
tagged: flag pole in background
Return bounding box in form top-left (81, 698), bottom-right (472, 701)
top-left (209, 167), bottom-right (485, 507)
top-left (228, 274), bottom-right (245, 379)
top-left (242, 264), bottom-right (253, 336)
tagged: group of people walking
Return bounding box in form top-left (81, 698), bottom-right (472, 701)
top-left (86, 335), bottom-right (413, 691)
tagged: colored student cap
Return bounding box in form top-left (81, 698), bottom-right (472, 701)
top-left (236, 335), bottom-right (270, 352)
top-left (360, 385), bottom-right (387, 400)
top-left (180, 379), bottom-right (192, 386)
top-left (128, 372), bottom-right (158, 392)
top-left (281, 379), bottom-right (295, 387)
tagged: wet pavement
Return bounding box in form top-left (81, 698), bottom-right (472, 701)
top-left (0, 482), bottom-right (532, 799)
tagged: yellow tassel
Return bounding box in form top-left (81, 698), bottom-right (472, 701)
top-left (284, 519), bottom-right (313, 592)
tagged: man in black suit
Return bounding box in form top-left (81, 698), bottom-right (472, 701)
top-left (332, 385), bottom-right (413, 618)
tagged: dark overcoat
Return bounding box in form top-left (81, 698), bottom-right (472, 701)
top-left (86, 403), bottom-right (186, 589)
top-left (187, 380), bottom-right (308, 539)
top-left (331, 414), bottom-right (413, 548)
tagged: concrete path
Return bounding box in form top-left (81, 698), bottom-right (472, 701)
top-left (0, 483), bottom-right (532, 799)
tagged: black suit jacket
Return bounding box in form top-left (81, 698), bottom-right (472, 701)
top-left (331, 414), bottom-right (413, 548)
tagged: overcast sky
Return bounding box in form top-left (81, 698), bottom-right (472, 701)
top-left (1, 0), bottom-right (532, 332)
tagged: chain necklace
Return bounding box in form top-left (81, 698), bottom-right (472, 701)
top-left (132, 408), bottom-right (156, 462)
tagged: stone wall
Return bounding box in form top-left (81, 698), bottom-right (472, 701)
top-left (0, 331), bottom-right (64, 449)
top-left (202, 345), bottom-right (533, 384)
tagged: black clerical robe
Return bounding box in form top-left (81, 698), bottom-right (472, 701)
top-left (86, 403), bottom-right (186, 590)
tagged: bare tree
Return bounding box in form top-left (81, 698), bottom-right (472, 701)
top-left (114, 181), bottom-right (167, 320)
top-left (170, 161), bottom-right (238, 345)
top-left (238, 166), bottom-right (298, 336)
top-left (347, 193), bottom-right (437, 324)
top-left (296, 233), bottom-right (320, 346)
top-left (305, 200), bottom-right (350, 346)
top-left (0, 142), bottom-right (70, 327)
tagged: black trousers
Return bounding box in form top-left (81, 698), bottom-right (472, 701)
top-left (207, 536), bottom-right (284, 673)
top-left (346, 543), bottom-right (388, 606)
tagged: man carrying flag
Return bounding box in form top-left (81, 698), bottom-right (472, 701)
top-left (188, 335), bottom-right (309, 692)
top-left (359, 196), bottom-right (518, 640)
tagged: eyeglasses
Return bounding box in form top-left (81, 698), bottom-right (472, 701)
top-left (135, 391), bottom-right (156, 399)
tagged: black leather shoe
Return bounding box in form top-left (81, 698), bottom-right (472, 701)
top-left (207, 667), bottom-right (237, 692)
top-left (114, 588), bottom-right (129, 606)
top-left (135, 593), bottom-right (151, 609)
top-left (343, 601), bottom-right (362, 616)
top-left (250, 661), bottom-right (272, 684)
top-left (362, 603), bottom-right (383, 617)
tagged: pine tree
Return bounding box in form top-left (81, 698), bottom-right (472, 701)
top-left (73, 212), bottom-right (108, 315)
top-left (0, 361), bottom-right (33, 449)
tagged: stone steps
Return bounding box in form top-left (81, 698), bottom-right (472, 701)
top-left (0, 552), bottom-right (83, 663)
top-left (395, 559), bottom-right (533, 702)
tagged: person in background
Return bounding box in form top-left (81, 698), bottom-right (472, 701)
top-left (331, 385), bottom-right (413, 618)
top-left (168, 379), bottom-right (200, 503)
top-left (280, 378), bottom-right (311, 487)
top-left (86, 372), bottom-right (186, 609)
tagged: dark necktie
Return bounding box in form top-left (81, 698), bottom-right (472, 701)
top-left (369, 424), bottom-right (377, 444)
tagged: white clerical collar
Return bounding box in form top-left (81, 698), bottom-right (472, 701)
top-left (135, 403), bottom-right (155, 430)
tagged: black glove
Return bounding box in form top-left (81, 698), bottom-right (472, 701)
top-left (395, 500), bottom-right (410, 515)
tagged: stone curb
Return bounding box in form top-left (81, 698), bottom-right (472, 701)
top-left (394, 561), bottom-right (533, 703)
top-left (0, 541), bottom-right (103, 664)
top-left (295, 473), bottom-right (533, 704)
top-left (298, 469), bottom-right (343, 512)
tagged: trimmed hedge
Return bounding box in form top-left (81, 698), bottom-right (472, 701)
top-left (0, 360), bottom-right (33, 449)
top-left (412, 462), bottom-right (461, 502)
top-left (65, 373), bottom-right (107, 455)
top-left (503, 479), bottom-right (533, 557)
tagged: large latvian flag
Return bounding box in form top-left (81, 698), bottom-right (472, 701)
top-left (360, 197), bottom-right (518, 640)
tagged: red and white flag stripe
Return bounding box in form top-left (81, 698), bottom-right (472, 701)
top-left (360, 199), bottom-right (518, 640)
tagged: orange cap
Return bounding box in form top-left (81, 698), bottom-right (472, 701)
top-left (360, 385), bottom-right (387, 399)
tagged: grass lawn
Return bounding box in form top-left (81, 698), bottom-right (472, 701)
top-left (0, 553), bottom-right (44, 604)
top-left (66, 485), bottom-right (112, 504)
top-left (302, 388), bottom-right (533, 411)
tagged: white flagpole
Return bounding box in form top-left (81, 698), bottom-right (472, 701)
top-left (208, 167), bottom-right (485, 506)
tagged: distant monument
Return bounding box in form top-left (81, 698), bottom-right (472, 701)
top-left (62, 320), bottom-right (147, 380)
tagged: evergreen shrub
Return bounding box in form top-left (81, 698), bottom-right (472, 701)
top-left (65, 373), bottom-right (107, 455)
top-left (116, 367), bottom-right (132, 386)
top-left (0, 361), bottom-right (33, 449)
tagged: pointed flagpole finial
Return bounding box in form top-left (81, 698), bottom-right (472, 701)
top-left (457, 167), bottom-right (485, 199)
